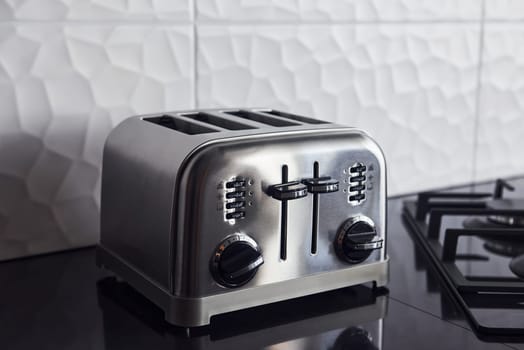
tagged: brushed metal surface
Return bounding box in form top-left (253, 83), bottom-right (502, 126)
top-left (97, 244), bottom-right (388, 327)
top-left (165, 258), bottom-right (389, 327)
top-left (175, 127), bottom-right (386, 297)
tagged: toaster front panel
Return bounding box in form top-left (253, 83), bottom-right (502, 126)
top-left (174, 129), bottom-right (386, 297)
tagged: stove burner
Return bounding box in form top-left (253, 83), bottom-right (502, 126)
top-left (510, 255), bottom-right (524, 279)
top-left (462, 217), bottom-right (505, 230)
top-left (488, 215), bottom-right (524, 227)
top-left (483, 239), bottom-right (524, 258)
top-left (463, 217), bottom-right (524, 257)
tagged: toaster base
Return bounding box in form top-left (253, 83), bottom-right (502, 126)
top-left (97, 245), bottom-right (389, 327)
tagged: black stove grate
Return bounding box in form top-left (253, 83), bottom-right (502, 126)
top-left (402, 184), bottom-right (524, 341)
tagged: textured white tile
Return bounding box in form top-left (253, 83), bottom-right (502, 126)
top-left (197, 24), bottom-right (480, 195)
top-left (475, 24), bottom-right (524, 182)
top-left (197, 0), bottom-right (482, 21)
top-left (0, 0), bottom-right (192, 21)
top-left (0, 24), bottom-right (194, 260)
top-left (485, 0), bottom-right (524, 20)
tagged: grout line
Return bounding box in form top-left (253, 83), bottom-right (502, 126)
top-left (192, 0), bottom-right (199, 108)
top-left (193, 19), bottom-right (485, 25)
top-left (0, 18), bottom-right (500, 26)
top-left (471, 0), bottom-right (486, 184)
top-left (5, 18), bottom-right (524, 27)
top-left (387, 172), bottom-right (524, 199)
top-left (0, 19), bottom-right (193, 25)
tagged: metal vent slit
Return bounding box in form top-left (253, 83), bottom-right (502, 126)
top-left (144, 115), bottom-right (218, 135)
top-left (225, 110), bottom-right (300, 127)
top-left (259, 110), bottom-right (329, 124)
top-left (181, 112), bottom-right (257, 131)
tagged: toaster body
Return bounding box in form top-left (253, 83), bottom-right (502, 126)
top-left (97, 108), bottom-right (388, 327)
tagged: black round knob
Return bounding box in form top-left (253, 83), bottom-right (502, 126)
top-left (335, 217), bottom-right (383, 264)
top-left (211, 234), bottom-right (263, 288)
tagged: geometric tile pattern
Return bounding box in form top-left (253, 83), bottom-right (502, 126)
top-left (475, 23), bottom-right (524, 182)
top-left (0, 24), bottom-right (193, 260)
top-left (1, 0), bottom-right (523, 260)
top-left (197, 0), bottom-right (482, 21)
top-left (198, 24), bottom-right (480, 195)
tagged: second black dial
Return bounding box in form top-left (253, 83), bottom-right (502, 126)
top-left (335, 217), bottom-right (383, 264)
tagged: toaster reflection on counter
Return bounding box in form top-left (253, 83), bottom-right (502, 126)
top-left (97, 108), bottom-right (388, 327)
top-left (97, 277), bottom-right (387, 350)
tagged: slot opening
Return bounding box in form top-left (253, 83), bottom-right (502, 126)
top-left (311, 161), bottom-right (319, 255)
top-left (144, 115), bottom-right (217, 135)
top-left (260, 110), bottom-right (329, 124)
top-left (226, 110), bottom-right (299, 127)
top-left (280, 165), bottom-right (288, 261)
top-left (182, 112), bottom-right (256, 131)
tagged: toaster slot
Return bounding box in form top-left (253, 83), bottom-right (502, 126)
top-left (280, 165), bottom-right (289, 260)
top-left (225, 110), bottom-right (300, 127)
top-left (301, 162), bottom-right (340, 255)
top-left (143, 115), bottom-right (218, 135)
top-left (257, 109), bottom-right (329, 124)
top-left (267, 165), bottom-right (308, 261)
top-left (311, 162), bottom-right (319, 254)
top-left (181, 112), bottom-right (256, 131)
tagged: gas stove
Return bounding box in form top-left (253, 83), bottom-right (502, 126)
top-left (403, 179), bottom-right (524, 341)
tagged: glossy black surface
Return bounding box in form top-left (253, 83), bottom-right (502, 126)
top-left (392, 177), bottom-right (524, 348)
top-left (2, 179), bottom-right (524, 349)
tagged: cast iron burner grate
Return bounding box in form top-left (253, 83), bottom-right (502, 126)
top-left (402, 179), bottom-right (524, 341)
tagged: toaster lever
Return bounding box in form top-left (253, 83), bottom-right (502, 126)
top-left (268, 182), bottom-right (308, 201)
top-left (302, 177), bottom-right (339, 194)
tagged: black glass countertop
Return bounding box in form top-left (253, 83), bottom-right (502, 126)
top-left (2, 179), bottom-right (524, 349)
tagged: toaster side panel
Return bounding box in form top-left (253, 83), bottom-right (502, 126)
top-left (174, 129), bottom-right (387, 298)
top-left (99, 117), bottom-right (210, 291)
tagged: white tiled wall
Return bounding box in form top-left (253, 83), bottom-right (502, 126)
top-left (0, 0), bottom-right (522, 259)
top-left (197, 24), bottom-right (480, 195)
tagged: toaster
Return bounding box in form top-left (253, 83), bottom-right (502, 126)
top-left (97, 108), bottom-right (388, 327)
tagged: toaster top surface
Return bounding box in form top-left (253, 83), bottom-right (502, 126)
top-left (139, 108), bottom-right (351, 141)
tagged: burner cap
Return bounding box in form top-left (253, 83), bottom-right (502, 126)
top-left (463, 218), bottom-right (524, 257)
top-left (510, 254), bottom-right (524, 279)
top-left (486, 199), bottom-right (524, 227)
top-left (483, 239), bottom-right (524, 257)
top-left (487, 215), bottom-right (524, 227)
top-left (463, 217), bottom-right (505, 229)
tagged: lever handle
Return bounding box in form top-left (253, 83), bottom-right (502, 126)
top-left (494, 179), bottom-right (515, 199)
top-left (268, 181), bottom-right (308, 201)
top-left (344, 235), bottom-right (384, 251)
top-left (302, 177), bottom-right (339, 194)
top-left (227, 255), bottom-right (264, 279)
top-left (346, 240), bottom-right (384, 251)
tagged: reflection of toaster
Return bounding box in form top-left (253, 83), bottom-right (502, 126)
top-left (98, 278), bottom-right (387, 350)
top-left (97, 108), bottom-right (388, 327)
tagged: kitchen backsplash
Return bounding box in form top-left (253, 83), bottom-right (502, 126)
top-left (0, 0), bottom-right (522, 260)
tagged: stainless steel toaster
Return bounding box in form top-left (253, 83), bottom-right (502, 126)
top-left (97, 108), bottom-right (388, 327)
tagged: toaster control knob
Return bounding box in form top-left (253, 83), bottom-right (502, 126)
top-left (335, 217), bottom-right (383, 264)
top-left (211, 234), bottom-right (264, 288)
